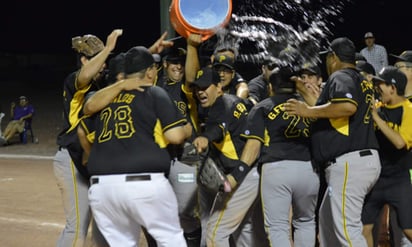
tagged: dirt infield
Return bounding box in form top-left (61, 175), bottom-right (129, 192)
top-left (0, 157), bottom-right (63, 247)
top-left (0, 156), bottom-right (151, 247)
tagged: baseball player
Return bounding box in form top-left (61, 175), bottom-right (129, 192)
top-left (81, 46), bottom-right (192, 246)
top-left (191, 67), bottom-right (266, 247)
top-left (157, 35), bottom-right (204, 246)
top-left (53, 29), bottom-right (122, 247)
top-left (242, 65), bottom-right (319, 246)
top-left (361, 66), bottom-right (412, 246)
top-left (212, 53), bottom-right (249, 99)
top-left (284, 37), bottom-right (381, 246)
top-left (246, 59), bottom-right (275, 108)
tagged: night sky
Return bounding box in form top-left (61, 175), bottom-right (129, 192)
top-left (0, 0), bottom-right (409, 61)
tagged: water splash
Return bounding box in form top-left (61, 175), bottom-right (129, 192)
top-left (212, 0), bottom-right (352, 69)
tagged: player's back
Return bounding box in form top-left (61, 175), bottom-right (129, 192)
top-left (88, 86), bottom-right (186, 175)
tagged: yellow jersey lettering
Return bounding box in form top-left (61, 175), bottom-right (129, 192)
top-left (113, 93), bottom-right (135, 104)
top-left (268, 104), bottom-right (283, 120)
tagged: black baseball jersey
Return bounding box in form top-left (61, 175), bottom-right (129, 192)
top-left (161, 79), bottom-right (200, 158)
top-left (375, 99), bottom-right (412, 176)
top-left (223, 72), bottom-right (246, 95)
top-left (310, 68), bottom-right (379, 164)
top-left (202, 94), bottom-right (248, 173)
top-left (56, 71), bottom-right (103, 179)
top-left (161, 79), bottom-right (200, 135)
top-left (247, 74), bottom-right (271, 104)
top-left (243, 94), bottom-right (312, 163)
top-left (87, 86), bottom-right (187, 175)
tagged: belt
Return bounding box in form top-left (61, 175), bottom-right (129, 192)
top-left (91, 174), bottom-right (151, 185)
top-left (326, 149), bottom-right (373, 167)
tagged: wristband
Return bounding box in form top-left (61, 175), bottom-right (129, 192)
top-left (230, 160), bottom-right (251, 184)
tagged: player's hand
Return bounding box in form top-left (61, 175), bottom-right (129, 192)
top-left (105, 29), bottom-right (123, 53)
top-left (283, 98), bottom-right (310, 117)
top-left (149, 31), bottom-right (174, 54)
top-left (192, 136), bottom-right (209, 153)
top-left (119, 78), bottom-right (146, 92)
top-left (225, 174), bottom-right (237, 192)
top-left (187, 33), bottom-right (202, 47)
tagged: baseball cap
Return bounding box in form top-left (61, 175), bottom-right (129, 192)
top-left (364, 32), bottom-right (374, 39)
top-left (163, 47), bottom-right (186, 63)
top-left (191, 67), bottom-right (220, 89)
top-left (320, 37), bottom-right (356, 64)
top-left (372, 66), bottom-right (407, 95)
top-left (153, 54), bottom-right (161, 63)
top-left (356, 60), bottom-right (376, 75)
top-left (71, 34), bottom-right (104, 57)
top-left (106, 52), bottom-right (126, 85)
top-left (124, 46), bottom-right (155, 75)
top-left (19, 96), bottom-right (28, 100)
top-left (269, 66), bottom-right (296, 94)
top-left (213, 54), bottom-right (235, 70)
top-left (300, 63), bottom-right (321, 76)
top-left (390, 50), bottom-right (412, 63)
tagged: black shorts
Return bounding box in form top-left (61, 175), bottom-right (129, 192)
top-left (362, 175), bottom-right (412, 228)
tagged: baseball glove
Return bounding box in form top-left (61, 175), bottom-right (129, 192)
top-left (180, 142), bottom-right (203, 166)
top-left (72, 34), bottom-right (104, 57)
top-left (198, 155), bottom-right (228, 194)
top-left (180, 143), bottom-right (229, 194)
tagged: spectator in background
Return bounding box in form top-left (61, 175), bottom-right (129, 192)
top-left (0, 96), bottom-right (34, 146)
top-left (360, 32), bottom-right (388, 73)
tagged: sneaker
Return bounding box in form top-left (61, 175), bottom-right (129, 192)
top-left (0, 136), bottom-right (6, 146)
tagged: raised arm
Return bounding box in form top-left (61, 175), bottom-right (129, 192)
top-left (184, 33), bottom-right (202, 91)
top-left (77, 29), bottom-right (123, 89)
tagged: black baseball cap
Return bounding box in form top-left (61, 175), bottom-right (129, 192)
top-left (213, 54), bottom-right (235, 70)
top-left (320, 37), bottom-right (356, 64)
top-left (124, 46), bottom-right (155, 75)
top-left (191, 67), bottom-right (220, 89)
top-left (372, 65), bottom-right (407, 95)
top-left (163, 47), bottom-right (186, 63)
top-left (356, 60), bottom-right (376, 75)
top-left (106, 52), bottom-right (126, 85)
top-left (390, 50), bottom-right (412, 63)
top-left (300, 63), bottom-right (321, 76)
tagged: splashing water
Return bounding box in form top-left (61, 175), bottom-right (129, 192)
top-left (212, 0), bottom-right (353, 69)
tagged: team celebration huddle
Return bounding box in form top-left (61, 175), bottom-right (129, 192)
top-left (53, 7), bottom-right (412, 247)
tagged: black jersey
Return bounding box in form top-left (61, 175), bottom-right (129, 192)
top-left (87, 86), bottom-right (187, 175)
top-left (56, 71), bottom-right (102, 179)
top-left (161, 79), bottom-right (200, 158)
top-left (202, 94), bottom-right (248, 173)
top-left (243, 94), bottom-right (312, 163)
top-left (247, 74), bottom-right (271, 104)
top-left (223, 72), bottom-right (246, 95)
top-left (310, 68), bottom-right (379, 164)
top-left (375, 99), bottom-right (412, 176)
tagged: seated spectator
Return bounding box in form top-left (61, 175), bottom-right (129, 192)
top-left (0, 96), bottom-right (35, 145)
